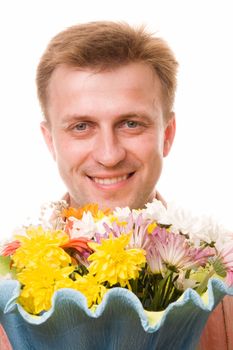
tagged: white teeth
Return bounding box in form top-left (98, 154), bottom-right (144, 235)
top-left (93, 175), bottom-right (128, 185)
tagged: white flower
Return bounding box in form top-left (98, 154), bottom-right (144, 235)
top-left (69, 212), bottom-right (96, 239)
top-left (113, 206), bottom-right (141, 223)
top-left (113, 206), bottom-right (131, 221)
top-left (69, 212), bottom-right (113, 239)
top-left (166, 202), bottom-right (232, 246)
top-left (166, 202), bottom-right (197, 235)
top-left (189, 215), bottom-right (232, 246)
top-left (143, 199), bottom-right (170, 224)
top-left (95, 216), bottom-right (113, 234)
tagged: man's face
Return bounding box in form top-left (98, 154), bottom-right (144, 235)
top-left (41, 62), bottom-right (175, 210)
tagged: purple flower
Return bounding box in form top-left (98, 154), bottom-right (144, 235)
top-left (146, 227), bottom-right (213, 275)
top-left (216, 241), bottom-right (233, 286)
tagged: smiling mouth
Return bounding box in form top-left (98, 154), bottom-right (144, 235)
top-left (89, 173), bottom-right (134, 185)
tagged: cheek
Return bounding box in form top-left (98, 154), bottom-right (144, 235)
top-left (54, 137), bottom-right (91, 170)
top-left (134, 135), bottom-right (164, 162)
top-left (53, 137), bottom-right (76, 166)
top-left (135, 138), bottom-right (164, 182)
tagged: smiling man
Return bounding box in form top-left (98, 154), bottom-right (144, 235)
top-left (38, 22), bottom-right (176, 211)
top-left (41, 62), bottom-right (175, 210)
top-left (1, 21), bottom-right (231, 349)
top-left (35, 22), bottom-right (233, 349)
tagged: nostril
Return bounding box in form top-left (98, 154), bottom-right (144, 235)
top-left (92, 145), bottom-right (126, 167)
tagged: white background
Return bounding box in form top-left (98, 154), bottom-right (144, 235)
top-left (0, 0), bottom-right (233, 238)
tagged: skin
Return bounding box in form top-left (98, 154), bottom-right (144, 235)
top-left (41, 62), bottom-right (176, 210)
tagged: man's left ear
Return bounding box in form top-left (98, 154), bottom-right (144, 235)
top-left (163, 112), bottom-right (176, 157)
top-left (40, 121), bottom-right (56, 161)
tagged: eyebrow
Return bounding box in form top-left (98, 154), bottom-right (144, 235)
top-left (61, 112), bottom-right (155, 125)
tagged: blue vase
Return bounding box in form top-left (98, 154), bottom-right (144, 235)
top-left (0, 278), bottom-right (233, 350)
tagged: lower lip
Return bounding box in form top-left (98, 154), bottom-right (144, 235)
top-left (88, 174), bottom-right (134, 191)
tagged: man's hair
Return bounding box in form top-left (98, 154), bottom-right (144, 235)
top-left (36, 21), bottom-right (178, 120)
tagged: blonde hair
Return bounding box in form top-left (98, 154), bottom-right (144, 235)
top-left (36, 21), bottom-right (178, 119)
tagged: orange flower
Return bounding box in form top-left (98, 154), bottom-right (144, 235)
top-left (62, 204), bottom-right (111, 220)
top-left (61, 237), bottom-right (93, 265)
top-left (2, 240), bottom-right (21, 256)
top-left (62, 237), bottom-right (92, 254)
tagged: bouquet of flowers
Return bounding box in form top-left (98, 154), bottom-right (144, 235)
top-left (0, 199), bottom-right (233, 349)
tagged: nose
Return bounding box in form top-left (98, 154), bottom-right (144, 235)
top-left (92, 127), bottom-right (126, 167)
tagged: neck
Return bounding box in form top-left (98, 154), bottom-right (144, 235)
top-left (62, 191), bottom-right (166, 209)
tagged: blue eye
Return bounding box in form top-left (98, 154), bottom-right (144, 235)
top-left (75, 123), bottom-right (87, 131)
top-left (126, 121), bottom-right (138, 128)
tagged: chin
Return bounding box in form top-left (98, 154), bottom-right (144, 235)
top-left (72, 190), bottom-right (151, 210)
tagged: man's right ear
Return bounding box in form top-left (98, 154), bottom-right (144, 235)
top-left (40, 121), bottom-right (56, 161)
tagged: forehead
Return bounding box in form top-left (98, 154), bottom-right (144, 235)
top-left (49, 62), bottom-right (162, 93)
top-left (47, 62), bottom-right (164, 117)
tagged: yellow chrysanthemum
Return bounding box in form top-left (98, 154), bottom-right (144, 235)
top-left (12, 226), bottom-right (70, 271)
top-left (74, 273), bottom-right (107, 307)
top-left (88, 234), bottom-right (146, 287)
top-left (18, 264), bottom-right (75, 314)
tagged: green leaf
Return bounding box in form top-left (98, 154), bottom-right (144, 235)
top-left (213, 258), bottom-right (227, 278)
top-left (0, 255), bottom-right (15, 278)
